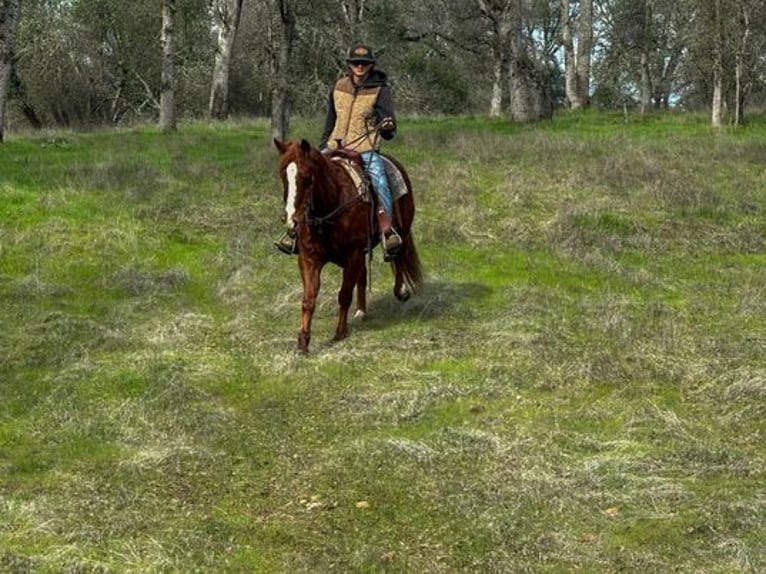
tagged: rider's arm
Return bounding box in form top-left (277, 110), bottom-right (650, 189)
top-left (375, 85), bottom-right (396, 141)
top-left (319, 88), bottom-right (336, 150)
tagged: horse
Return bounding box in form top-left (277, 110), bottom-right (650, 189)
top-left (274, 138), bottom-right (423, 353)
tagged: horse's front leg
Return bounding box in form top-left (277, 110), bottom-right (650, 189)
top-left (335, 252), bottom-right (365, 341)
top-left (353, 254), bottom-right (368, 321)
top-left (298, 256), bottom-right (322, 353)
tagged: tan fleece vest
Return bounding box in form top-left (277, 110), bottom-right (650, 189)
top-left (328, 77), bottom-right (381, 153)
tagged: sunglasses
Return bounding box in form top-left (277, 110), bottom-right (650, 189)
top-left (349, 61), bottom-right (372, 67)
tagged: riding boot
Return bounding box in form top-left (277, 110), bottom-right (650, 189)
top-left (377, 208), bottom-right (401, 261)
top-left (274, 228), bottom-right (298, 255)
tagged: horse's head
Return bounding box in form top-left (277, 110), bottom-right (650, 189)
top-left (274, 138), bottom-right (320, 232)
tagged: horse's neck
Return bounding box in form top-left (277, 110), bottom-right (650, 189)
top-left (314, 161), bottom-right (351, 208)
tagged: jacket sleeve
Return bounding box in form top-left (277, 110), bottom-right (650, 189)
top-left (319, 88), bottom-right (336, 149)
top-left (375, 84), bottom-right (396, 141)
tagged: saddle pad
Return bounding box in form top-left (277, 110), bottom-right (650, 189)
top-left (332, 155), bottom-right (409, 201)
top-left (382, 156), bottom-right (409, 200)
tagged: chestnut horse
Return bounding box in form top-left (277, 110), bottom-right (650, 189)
top-left (274, 138), bottom-right (423, 353)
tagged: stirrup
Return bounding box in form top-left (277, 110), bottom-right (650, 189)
top-left (382, 230), bottom-right (402, 262)
top-left (274, 231), bottom-right (298, 255)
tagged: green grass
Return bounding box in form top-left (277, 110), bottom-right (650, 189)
top-left (1, 113), bottom-right (765, 572)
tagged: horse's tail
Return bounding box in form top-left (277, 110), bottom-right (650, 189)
top-left (385, 153), bottom-right (424, 291)
top-left (397, 231), bottom-right (423, 291)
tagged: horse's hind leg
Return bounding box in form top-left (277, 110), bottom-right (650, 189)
top-left (334, 255), bottom-right (364, 341)
top-left (391, 196), bottom-right (416, 303)
top-left (392, 259), bottom-right (411, 302)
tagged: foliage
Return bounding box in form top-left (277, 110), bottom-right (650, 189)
top-left (1, 113), bottom-right (765, 571)
top-left (398, 45), bottom-right (471, 115)
top-left (11, 0), bottom-right (210, 128)
top-left (4, 0), bottom-right (766, 131)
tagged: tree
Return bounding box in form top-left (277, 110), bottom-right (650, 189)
top-left (74, 0), bottom-right (164, 123)
top-left (337, 0), bottom-right (366, 39)
top-left (11, 0), bottom-right (202, 127)
top-left (560, 0), bottom-right (593, 109)
top-left (684, 0), bottom-right (748, 124)
top-left (476, 0), bottom-right (515, 117)
top-left (645, 0), bottom-right (686, 110)
top-left (729, 0), bottom-right (765, 124)
top-left (209, 0), bottom-right (244, 120)
top-left (2, 0), bottom-right (763, 129)
top-left (710, 0), bottom-right (724, 126)
top-left (0, 0), bottom-right (20, 142)
top-left (160, 0), bottom-right (176, 132)
top-left (508, 0), bottom-right (554, 121)
top-left (592, 0), bottom-right (689, 111)
top-left (269, 0), bottom-right (295, 141)
top-left (396, 0), bottom-right (549, 118)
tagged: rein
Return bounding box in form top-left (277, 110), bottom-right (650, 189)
top-left (305, 187), bottom-right (365, 228)
top-left (337, 118), bottom-right (385, 151)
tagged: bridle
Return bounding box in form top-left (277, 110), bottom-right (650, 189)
top-left (295, 160), bottom-right (366, 230)
top-left (305, 191), bottom-right (365, 228)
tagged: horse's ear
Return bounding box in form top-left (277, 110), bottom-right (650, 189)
top-left (300, 139), bottom-right (312, 155)
top-left (274, 138), bottom-right (288, 154)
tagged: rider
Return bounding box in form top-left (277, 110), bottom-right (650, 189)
top-left (275, 43), bottom-right (401, 259)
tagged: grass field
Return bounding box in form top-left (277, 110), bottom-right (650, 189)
top-left (1, 112), bottom-right (765, 572)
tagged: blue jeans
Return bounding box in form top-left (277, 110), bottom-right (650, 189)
top-left (361, 151), bottom-right (393, 217)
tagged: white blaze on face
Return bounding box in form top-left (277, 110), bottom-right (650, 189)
top-left (284, 162), bottom-right (298, 229)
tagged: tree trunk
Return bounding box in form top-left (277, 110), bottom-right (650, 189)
top-left (508, 2), bottom-right (552, 122)
top-left (711, 0), bottom-right (725, 127)
top-left (209, 0), bottom-right (244, 120)
top-left (639, 0), bottom-right (652, 115)
top-left (509, 55), bottom-right (552, 122)
top-left (560, 0), bottom-right (592, 110)
top-left (712, 70), bottom-right (724, 126)
top-left (159, 0), bottom-right (177, 132)
top-left (11, 66), bottom-right (42, 129)
top-left (733, 2), bottom-right (750, 126)
top-left (270, 0), bottom-right (295, 142)
top-left (655, 47), bottom-right (682, 110)
top-left (734, 56), bottom-right (741, 126)
top-left (476, 1), bottom-right (513, 117)
top-left (339, 0), bottom-right (365, 24)
top-left (0, 0), bottom-right (20, 142)
top-left (574, 0), bottom-right (593, 109)
top-left (489, 55), bottom-right (504, 117)
top-left (640, 52), bottom-right (651, 115)
top-left (560, 0), bottom-right (577, 108)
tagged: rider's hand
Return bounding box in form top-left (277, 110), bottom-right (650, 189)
top-left (380, 116), bottom-right (395, 132)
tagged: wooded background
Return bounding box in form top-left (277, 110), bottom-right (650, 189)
top-left (1, 0), bottom-right (765, 140)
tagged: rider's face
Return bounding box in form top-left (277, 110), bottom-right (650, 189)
top-left (349, 62), bottom-right (373, 83)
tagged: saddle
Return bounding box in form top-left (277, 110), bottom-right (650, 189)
top-left (327, 148), bottom-right (409, 202)
top-left (328, 149), bottom-right (371, 202)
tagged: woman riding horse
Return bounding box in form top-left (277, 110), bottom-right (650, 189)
top-left (275, 43), bottom-right (401, 260)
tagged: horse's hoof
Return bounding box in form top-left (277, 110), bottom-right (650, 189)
top-left (353, 310), bottom-right (367, 321)
top-left (298, 332), bottom-right (310, 353)
top-left (395, 286), bottom-right (411, 302)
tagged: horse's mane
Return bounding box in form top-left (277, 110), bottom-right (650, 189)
top-left (279, 139), bottom-right (336, 179)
